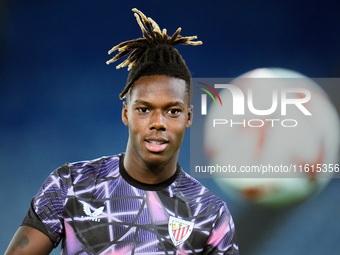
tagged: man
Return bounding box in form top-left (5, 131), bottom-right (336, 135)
top-left (6, 8), bottom-right (239, 254)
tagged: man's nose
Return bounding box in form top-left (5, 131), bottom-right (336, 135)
top-left (149, 110), bottom-right (166, 131)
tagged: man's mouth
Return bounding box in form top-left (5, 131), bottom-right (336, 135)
top-left (145, 139), bottom-right (168, 153)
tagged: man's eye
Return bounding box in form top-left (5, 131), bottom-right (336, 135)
top-left (168, 109), bottom-right (181, 115)
top-left (137, 108), bottom-right (149, 113)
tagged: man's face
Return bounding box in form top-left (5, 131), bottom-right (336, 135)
top-left (122, 75), bottom-right (193, 167)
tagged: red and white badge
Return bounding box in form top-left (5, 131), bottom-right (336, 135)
top-left (168, 216), bottom-right (194, 246)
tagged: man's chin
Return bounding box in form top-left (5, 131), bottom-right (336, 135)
top-left (143, 153), bottom-right (168, 166)
top-left (141, 151), bottom-right (177, 168)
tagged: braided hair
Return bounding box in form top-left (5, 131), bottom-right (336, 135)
top-left (106, 8), bottom-right (202, 100)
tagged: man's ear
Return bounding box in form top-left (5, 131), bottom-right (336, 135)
top-left (122, 101), bottom-right (128, 126)
top-left (186, 105), bottom-right (193, 129)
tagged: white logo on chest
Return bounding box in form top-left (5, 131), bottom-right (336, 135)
top-left (81, 203), bottom-right (105, 222)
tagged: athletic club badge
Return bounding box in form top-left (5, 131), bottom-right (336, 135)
top-left (168, 216), bottom-right (194, 246)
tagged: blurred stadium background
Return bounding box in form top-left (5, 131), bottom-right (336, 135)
top-left (1, 1), bottom-right (340, 254)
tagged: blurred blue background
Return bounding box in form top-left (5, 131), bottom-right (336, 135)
top-left (1, 1), bottom-right (340, 254)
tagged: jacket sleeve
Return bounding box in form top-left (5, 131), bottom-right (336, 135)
top-left (203, 204), bottom-right (239, 254)
top-left (21, 164), bottom-right (70, 247)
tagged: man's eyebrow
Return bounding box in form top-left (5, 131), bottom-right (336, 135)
top-left (133, 100), bottom-right (151, 105)
top-left (133, 99), bottom-right (185, 107)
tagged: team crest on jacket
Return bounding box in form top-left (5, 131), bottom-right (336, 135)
top-left (168, 216), bottom-right (194, 246)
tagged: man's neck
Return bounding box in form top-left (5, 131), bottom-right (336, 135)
top-left (123, 151), bottom-right (178, 185)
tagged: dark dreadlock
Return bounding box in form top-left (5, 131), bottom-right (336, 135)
top-left (106, 8), bottom-right (202, 100)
